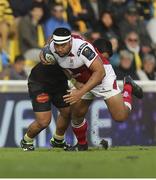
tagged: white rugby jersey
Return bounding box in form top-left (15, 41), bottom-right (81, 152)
top-left (49, 36), bottom-right (109, 83)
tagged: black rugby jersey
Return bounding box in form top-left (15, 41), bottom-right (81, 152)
top-left (28, 63), bottom-right (68, 93)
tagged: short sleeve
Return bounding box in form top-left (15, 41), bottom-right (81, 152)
top-left (79, 43), bottom-right (98, 68)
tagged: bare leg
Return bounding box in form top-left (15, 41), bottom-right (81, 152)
top-left (50, 107), bottom-right (71, 148)
top-left (105, 93), bottom-right (130, 122)
top-left (55, 107), bottom-right (71, 136)
top-left (26, 111), bottom-right (52, 138)
top-left (71, 99), bottom-right (92, 125)
top-left (21, 111), bottom-right (51, 151)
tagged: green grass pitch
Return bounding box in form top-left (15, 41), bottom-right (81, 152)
top-left (0, 146), bottom-right (156, 178)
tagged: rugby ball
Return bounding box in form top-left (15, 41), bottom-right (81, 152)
top-left (42, 45), bottom-right (56, 65)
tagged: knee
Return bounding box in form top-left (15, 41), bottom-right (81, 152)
top-left (72, 109), bottom-right (87, 120)
top-left (60, 108), bottom-right (71, 120)
top-left (71, 117), bottom-right (84, 126)
top-left (71, 106), bottom-right (88, 126)
top-left (37, 117), bottom-right (51, 129)
top-left (112, 113), bottom-right (128, 122)
top-left (39, 120), bottom-right (50, 129)
top-left (71, 111), bottom-right (86, 126)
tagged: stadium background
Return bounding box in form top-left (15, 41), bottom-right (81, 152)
top-left (0, 81), bottom-right (156, 148)
top-left (0, 0), bottom-right (156, 148)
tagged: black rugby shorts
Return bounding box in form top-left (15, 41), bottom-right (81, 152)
top-left (28, 82), bottom-right (69, 112)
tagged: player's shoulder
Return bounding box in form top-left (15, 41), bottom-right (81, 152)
top-left (72, 36), bottom-right (95, 57)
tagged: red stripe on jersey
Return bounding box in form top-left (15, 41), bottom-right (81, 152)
top-left (113, 79), bottom-right (117, 90)
top-left (68, 52), bottom-right (74, 56)
top-left (98, 53), bottom-right (110, 65)
top-left (72, 34), bottom-right (84, 40)
top-left (94, 48), bottom-right (110, 65)
top-left (69, 65), bottom-right (92, 83)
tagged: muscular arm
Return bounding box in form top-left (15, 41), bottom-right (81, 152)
top-left (78, 56), bottom-right (105, 95)
top-left (63, 56), bottom-right (105, 93)
top-left (63, 56), bottom-right (105, 104)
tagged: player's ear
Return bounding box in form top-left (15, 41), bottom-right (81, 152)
top-left (69, 39), bottom-right (72, 46)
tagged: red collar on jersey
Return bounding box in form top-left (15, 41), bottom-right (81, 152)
top-left (68, 52), bottom-right (74, 57)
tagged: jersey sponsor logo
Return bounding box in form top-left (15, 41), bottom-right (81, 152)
top-left (36, 93), bottom-right (50, 103)
top-left (77, 42), bottom-right (88, 56)
top-left (82, 46), bottom-right (96, 60)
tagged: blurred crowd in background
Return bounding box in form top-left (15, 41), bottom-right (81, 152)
top-left (0, 0), bottom-right (156, 81)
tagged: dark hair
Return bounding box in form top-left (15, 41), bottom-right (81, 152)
top-left (30, 2), bottom-right (44, 10)
top-left (126, 4), bottom-right (138, 15)
top-left (53, 27), bottom-right (71, 37)
top-left (14, 55), bottom-right (25, 63)
top-left (100, 10), bottom-right (113, 17)
top-left (93, 38), bottom-right (113, 57)
top-left (51, 2), bottom-right (63, 10)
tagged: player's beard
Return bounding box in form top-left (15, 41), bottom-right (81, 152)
top-left (56, 41), bottom-right (72, 57)
top-left (57, 48), bottom-right (72, 57)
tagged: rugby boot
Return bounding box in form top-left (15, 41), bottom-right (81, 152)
top-left (100, 139), bottom-right (108, 150)
top-left (64, 143), bottom-right (88, 151)
top-left (50, 137), bottom-right (71, 149)
top-left (124, 75), bottom-right (143, 99)
top-left (20, 139), bottom-right (35, 151)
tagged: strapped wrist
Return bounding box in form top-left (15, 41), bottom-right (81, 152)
top-left (70, 78), bottom-right (77, 86)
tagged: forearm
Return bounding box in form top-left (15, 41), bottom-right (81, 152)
top-left (63, 69), bottom-right (84, 90)
top-left (79, 70), bottom-right (105, 95)
top-left (71, 79), bottom-right (84, 89)
top-left (75, 82), bottom-right (84, 89)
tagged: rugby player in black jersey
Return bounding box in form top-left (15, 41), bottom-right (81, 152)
top-left (20, 61), bottom-right (72, 151)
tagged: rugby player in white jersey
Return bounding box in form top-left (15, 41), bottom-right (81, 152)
top-left (41, 28), bottom-right (143, 151)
